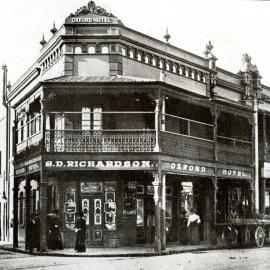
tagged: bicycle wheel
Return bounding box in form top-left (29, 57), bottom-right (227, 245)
top-left (255, 226), bottom-right (265, 248)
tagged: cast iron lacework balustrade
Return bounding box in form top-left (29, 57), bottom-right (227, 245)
top-left (45, 130), bottom-right (156, 152)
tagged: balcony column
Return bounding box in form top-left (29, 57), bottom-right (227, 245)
top-left (259, 177), bottom-right (266, 215)
top-left (40, 93), bottom-right (47, 152)
top-left (210, 106), bottom-right (220, 161)
top-left (39, 172), bottom-right (48, 253)
top-left (211, 177), bottom-right (218, 244)
top-left (254, 98), bottom-right (259, 214)
top-left (160, 173), bottom-right (166, 250)
top-left (154, 99), bottom-right (160, 152)
top-left (24, 176), bottom-right (32, 251)
top-left (152, 172), bottom-right (161, 253)
top-left (13, 180), bottom-right (19, 248)
top-left (161, 97), bottom-right (166, 131)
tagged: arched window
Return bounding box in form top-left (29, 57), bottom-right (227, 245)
top-left (152, 57), bottom-right (157, 66)
top-left (172, 65), bottom-right (177, 73)
top-left (159, 60), bottom-right (164, 69)
top-left (101, 46), bottom-right (109, 54)
top-left (137, 52), bottom-right (142, 61)
top-left (129, 49), bottom-right (134, 59)
top-left (166, 62), bottom-right (171, 71)
top-left (185, 68), bottom-right (190, 77)
top-left (191, 70), bottom-right (195, 79)
top-left (197, 72), bottom-right (201, 81)
top-left (121, 47), bottom-right (126, 56)
top-left (75, 46), bottom-right (82, 54)
top-left (88, 46), bottom-right (95, 54)
top-left (202, 75), bottom-right (206, 83)
top-left (179, 66), bottom-right (183, 75)
top-left (145, 55), bottom-right (149, 64)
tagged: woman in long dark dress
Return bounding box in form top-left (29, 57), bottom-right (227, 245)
top-left (74, 212), bottom-right (86, 252)
top-left (49, 209), bottom-right (63, 250)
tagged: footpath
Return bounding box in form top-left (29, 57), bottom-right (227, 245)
top-left (0, 242), bottom-right (228, 257)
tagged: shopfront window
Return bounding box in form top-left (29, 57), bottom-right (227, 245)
top-left (104, 184), bottom-right (116, 230)
top-left (64, 187), bottom-right (76, 229)
top-left (217, 182), bottom-right (250, 223)
top-left (123, 181), bottom-right (136, 215)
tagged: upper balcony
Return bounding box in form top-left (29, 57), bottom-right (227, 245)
top-left (16, 114), bottom-right (42, 155)
top-left (45, 111), bottom-right (156, 153)
top-left (14, 101), bottom-right (253, 167)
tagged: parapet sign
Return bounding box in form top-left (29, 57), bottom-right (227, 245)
top-left (65, 1), bottom-right (120, 25)
top-left (65, 15), bottom-right (119, 25)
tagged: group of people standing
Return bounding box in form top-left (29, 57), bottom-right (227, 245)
top-left (27, 210), bottom-right (87, 253)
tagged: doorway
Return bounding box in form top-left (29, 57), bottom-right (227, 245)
top-left (81, 196), bottom-right (103, 247)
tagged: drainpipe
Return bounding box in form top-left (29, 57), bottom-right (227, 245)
top-left (2, 64), bottom-right (10, 240)
top-left (254, 96), bottom-right (259, 214)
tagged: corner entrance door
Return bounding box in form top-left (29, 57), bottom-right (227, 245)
top-left (81, 196), bottom-right (103, 247)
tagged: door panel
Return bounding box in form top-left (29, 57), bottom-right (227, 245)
top-left (92, 198), bottom-right (103, 245)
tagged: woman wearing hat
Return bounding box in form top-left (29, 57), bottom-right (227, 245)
top-left (74, 212), bottom-right (86, 252)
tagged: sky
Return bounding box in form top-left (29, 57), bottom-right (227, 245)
top-left (0, 0), bottom-right (270, 86)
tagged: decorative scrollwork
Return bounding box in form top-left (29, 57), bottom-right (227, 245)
top-left (71, 1), bottom-right (115, 17)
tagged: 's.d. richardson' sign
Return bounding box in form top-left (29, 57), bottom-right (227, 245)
top-left (44, 160), bottom-right (156, 170)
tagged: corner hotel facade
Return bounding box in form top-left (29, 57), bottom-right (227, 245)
top-left (6, 1), bottom-right (270, 251)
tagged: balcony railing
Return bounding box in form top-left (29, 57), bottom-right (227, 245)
top-left (45, 129), bottom-right (156, 152)
top-left (164, 113), bottom-right (214, 141)
top-left (161, 131), bottom-right (215, 160)
top-left (217, 135), bottom-right (252, 165)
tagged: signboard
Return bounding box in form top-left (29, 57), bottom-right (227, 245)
top-left (162, 161), bottom-right (215, 176)
top-left (15, 167), bottom-right (26, 176)
top-left (44, 160), bottom-right (156, 170)
top-left (217, 169), bottom-right (252, 179)
top-left (65, 1), bottom-right (119, 25)
top-left (68, 16), bottom-right (114, 24)
top-left (261, 162), bottom-right (270, 178)
top-left (15, 161), bottom-right (40, 176)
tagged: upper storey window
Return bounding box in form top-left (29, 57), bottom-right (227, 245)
top-left (159, 60), bottom-right (164, 69)
top-left (152, 57), bottom-right (157, 66)
top-left (75, 46), bottom-right (82, 54)
top-left (137, 52), bottom-right (142, 62)
top-left (81, 107), bottom-right (102, 131)
top-left (129, 50), bottom-right (134, 59)
top-left (121, 47), bottom-right (127, 56)
top-left (88, 46), bottom-right (95, 54)
top-left (101, 46), bottom-right (109, 54)
top-left (145, 55), bottom-right (149, 64)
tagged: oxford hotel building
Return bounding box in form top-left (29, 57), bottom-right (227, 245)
top-left (6, 1), bottom-right (270, 252)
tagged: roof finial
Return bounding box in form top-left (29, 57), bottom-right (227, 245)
top-left (40, 34), bottom-right (46, 47)
top-left (163, 27), bottom-right (171, 44)
top-left (50, 21), bottom-right (57, 35)
top-left (203, 41), bottom-right (214, 58)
